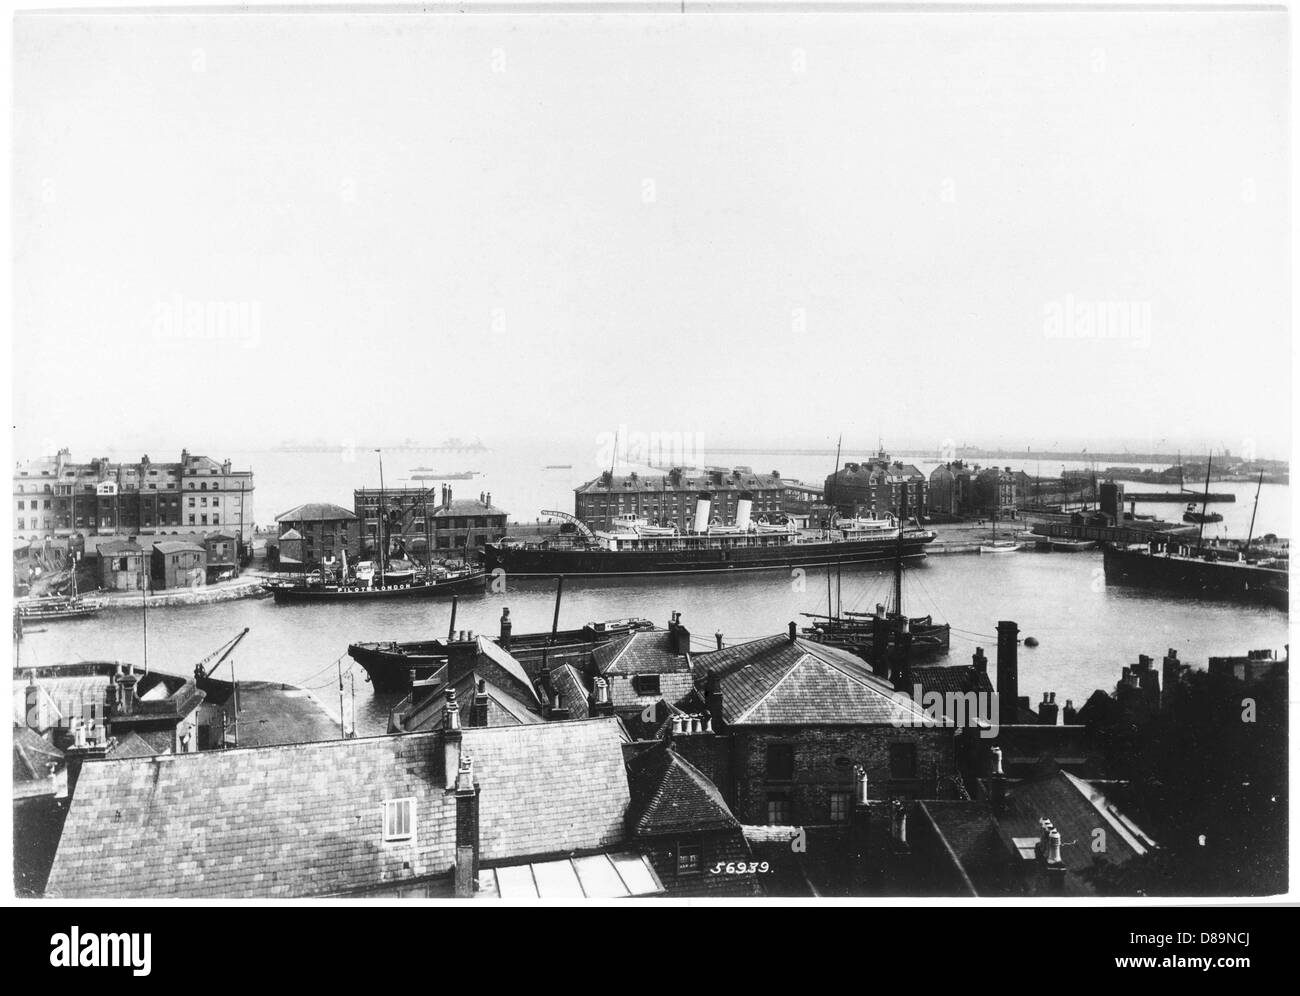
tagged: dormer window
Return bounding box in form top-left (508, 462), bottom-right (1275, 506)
top-left (382, 798), bottom-right (414, 842)
top-left (632, 674), bottom-right (661, 696)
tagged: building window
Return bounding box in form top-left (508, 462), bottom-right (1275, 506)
top-left (676, 838), bottom-right (703, 876)
top-left (829, 792), bottom-right (852, 823)
top-left (383, 798), bottom-right (415, 841)
top-left (766, 792), bottom-right (791, 825)
top-left (889, 743), bottom-right (917, 780)
top-left (766, 743), bottom-right (795, 781)
top-left (632, 674), bottom-right (661, 696)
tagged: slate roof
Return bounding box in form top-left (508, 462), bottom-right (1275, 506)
top-left (549, 664), bottom-right (591, 720)
top-left (986, 769), bottom-right (1154, 877)
top-left (47, 718), bottom-right (632, 899)
top-left (106, 731), bottom-right (158, 759)
top-left (13, 727), bottom-right (64, 782)
top-left (275, 503), bottom-right (357, 523)
top-left (594, 630), bottom-right (689, 676)
top-left (576, 469), bottom-right (784, 496)
top-left (913, 800), bottom-right (1009, 896)
top-left (910, 664), bottom-right (995, 698)
top-left (626, 742), bottom-right (738, 836)
top-left (692, 635), bottom-right (931, 726)
top-left (400, 671), bottom-right (545, 733)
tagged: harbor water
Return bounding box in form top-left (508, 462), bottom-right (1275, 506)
top-left (18, 550), bottom-right (1289, 737)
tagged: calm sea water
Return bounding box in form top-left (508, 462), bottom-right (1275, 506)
top-left (18, 551), bottom-right (1289, 737)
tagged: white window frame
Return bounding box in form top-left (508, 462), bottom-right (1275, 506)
top-left (382, 797), bottom-right (415, 842)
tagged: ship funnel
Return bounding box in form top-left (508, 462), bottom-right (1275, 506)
top-left (693, 492), bottom-right (713, 534)
top-left (735, 491), bottom-right (753, 531)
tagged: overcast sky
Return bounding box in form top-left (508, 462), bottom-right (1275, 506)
top-left (12, 8), bottom-right (1290, 460)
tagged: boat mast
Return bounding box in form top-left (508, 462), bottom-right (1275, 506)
top-left (893, 498), bottom-right (904, 617)
top-left (1245, 470), bottom-right (1263, 551)
top-left (1195, 452), bottom-right (1213, 553)
top-left (375, 449), bottom-right (385, 589)
top-left (826, 434), bottom-right (843, 619)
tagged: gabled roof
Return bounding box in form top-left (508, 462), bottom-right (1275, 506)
top-left (47, 718), bottom-right (633, 899)
top-left (98, 539), bottom-right (143, 555)
top-left (106, 731), bottom-right (158, 759)
top-left (278, 528), bottom-right (303, 541)
top-left (595, 630), bottom-right (688, 676)
top-left (401, 671), bottom-right (546, 733)
top-left (275, 503), bottom-right (357, 523)
top-left (913, 800), bottom-right (1009, 897)
top-left (473, 637), bottom-right (540, 707)
top-left (626, 743), bottom-right (738, 836)
top-left (13, 727), bottom-right (65, 782)
top-left (549, 664), bottom-right (591, 721)
top-left (692, 634), bottom-right (929, 726)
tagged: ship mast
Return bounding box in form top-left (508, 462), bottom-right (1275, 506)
top-left (1195, 452), bottom-right (1213, 554)
top-left (1245, 470), bottom-right (1264, 551)
top-left (375, 449), bottom-right (385, 589)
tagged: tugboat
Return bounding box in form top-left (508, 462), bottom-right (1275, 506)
top-left (1182, 502), bottom-right (1223, 525)
top-left (268, 556), bottom-right (485, 604)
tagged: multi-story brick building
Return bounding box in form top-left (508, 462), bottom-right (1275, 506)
top-left (274, 503), bottom-right (359, 570)
top-left (823, 449), bottom-right (929, 519)
top-left (575, 467), bottom-right (786, 531)
top-left (354, 485), bottom-right (508, 558)
top-left (12, 448), bottom-right (254, 544)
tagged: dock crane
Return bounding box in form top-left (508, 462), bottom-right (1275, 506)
top-left (193, 627), bottom-right (250, 682)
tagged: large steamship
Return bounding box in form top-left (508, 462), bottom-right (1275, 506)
top-left (485, 490), bottom-right (937, 578)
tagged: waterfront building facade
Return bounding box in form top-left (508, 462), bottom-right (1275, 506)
top-left (575, 467), bottom-right (785, 531)
top-left (273, 503), bottom-right (360, 569)
top-left (823, 450), bottom-right (929, 519)
top-left (12, 448), bottom-right (254, 544)
top-left (354, 485), bottom-right (507, 558)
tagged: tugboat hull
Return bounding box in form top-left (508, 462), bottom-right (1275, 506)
top-left (270, 571), bottom-right (486, 604)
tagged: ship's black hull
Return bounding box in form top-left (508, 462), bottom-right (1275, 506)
top-left (1102, 544), bottom-right (1288, 610)
top-left (270, 571), bottom-right (486, 604)
top-left (348, 620), bottom-right (653, 691)
top-left (485, 533), bottom-right (936, 578)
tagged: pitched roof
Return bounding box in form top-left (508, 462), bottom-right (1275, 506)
top-left (278, 528), bottom-right (303, 541)
top-left (692, 634), bottom-right (930, 726)
top-left (97, 540), bottom-right (143, 555)
top-left (106, 731), bottom-right (158, 759)
top-left (472, 636), bottom-right (538, 706)
top-left (989, 769), bottom-right (1154, 876)
top-left (13, 727), bottom-right (64, 782)
top-left (549, 664), bottom-right (591, 721)
top-left (153, 541), bottom-right (205, 554)
top-left (47, 718), bottom-right (632, 899)
top-left (910, 663), bottom-right (996, 698)
top-left (595, 630), bottom-right (688, 676)
top-left (275, 502), bottom-right (357, 523)
top-left (626, 743), bottom-right (738, 836)
top-left (913, 800), bottom-right (1009, 896)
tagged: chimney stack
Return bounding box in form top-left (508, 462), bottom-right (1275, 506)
top-left (1038, 692), bottom-right (1059, 726)
top-left (971, 647), bottom-right (988, 675)
top-left (550, 692), bottom-right (570, 721)
top-left (1062, 699), bottom-right (1077, 724)
top-left (499, 607), bottom-right (512, 649)
top-left (669, 612), bottom-right (690, 655)
top-left (715, 630), bottom-right (723, 650)
top-left (470, 679), bottom-right (489, 728)
top-left (996, 620), bottom-right (1019, 721)
top-left (453, 755), bottom-right (480, 896)
top-left (590, 676), bottom-right (614, 717)
top-left (706, 682), bottom-right (724, 731)
top-left (443, 689), bottom-right (462, 789)
top-left (788, 621), bottom-right (797, 643)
